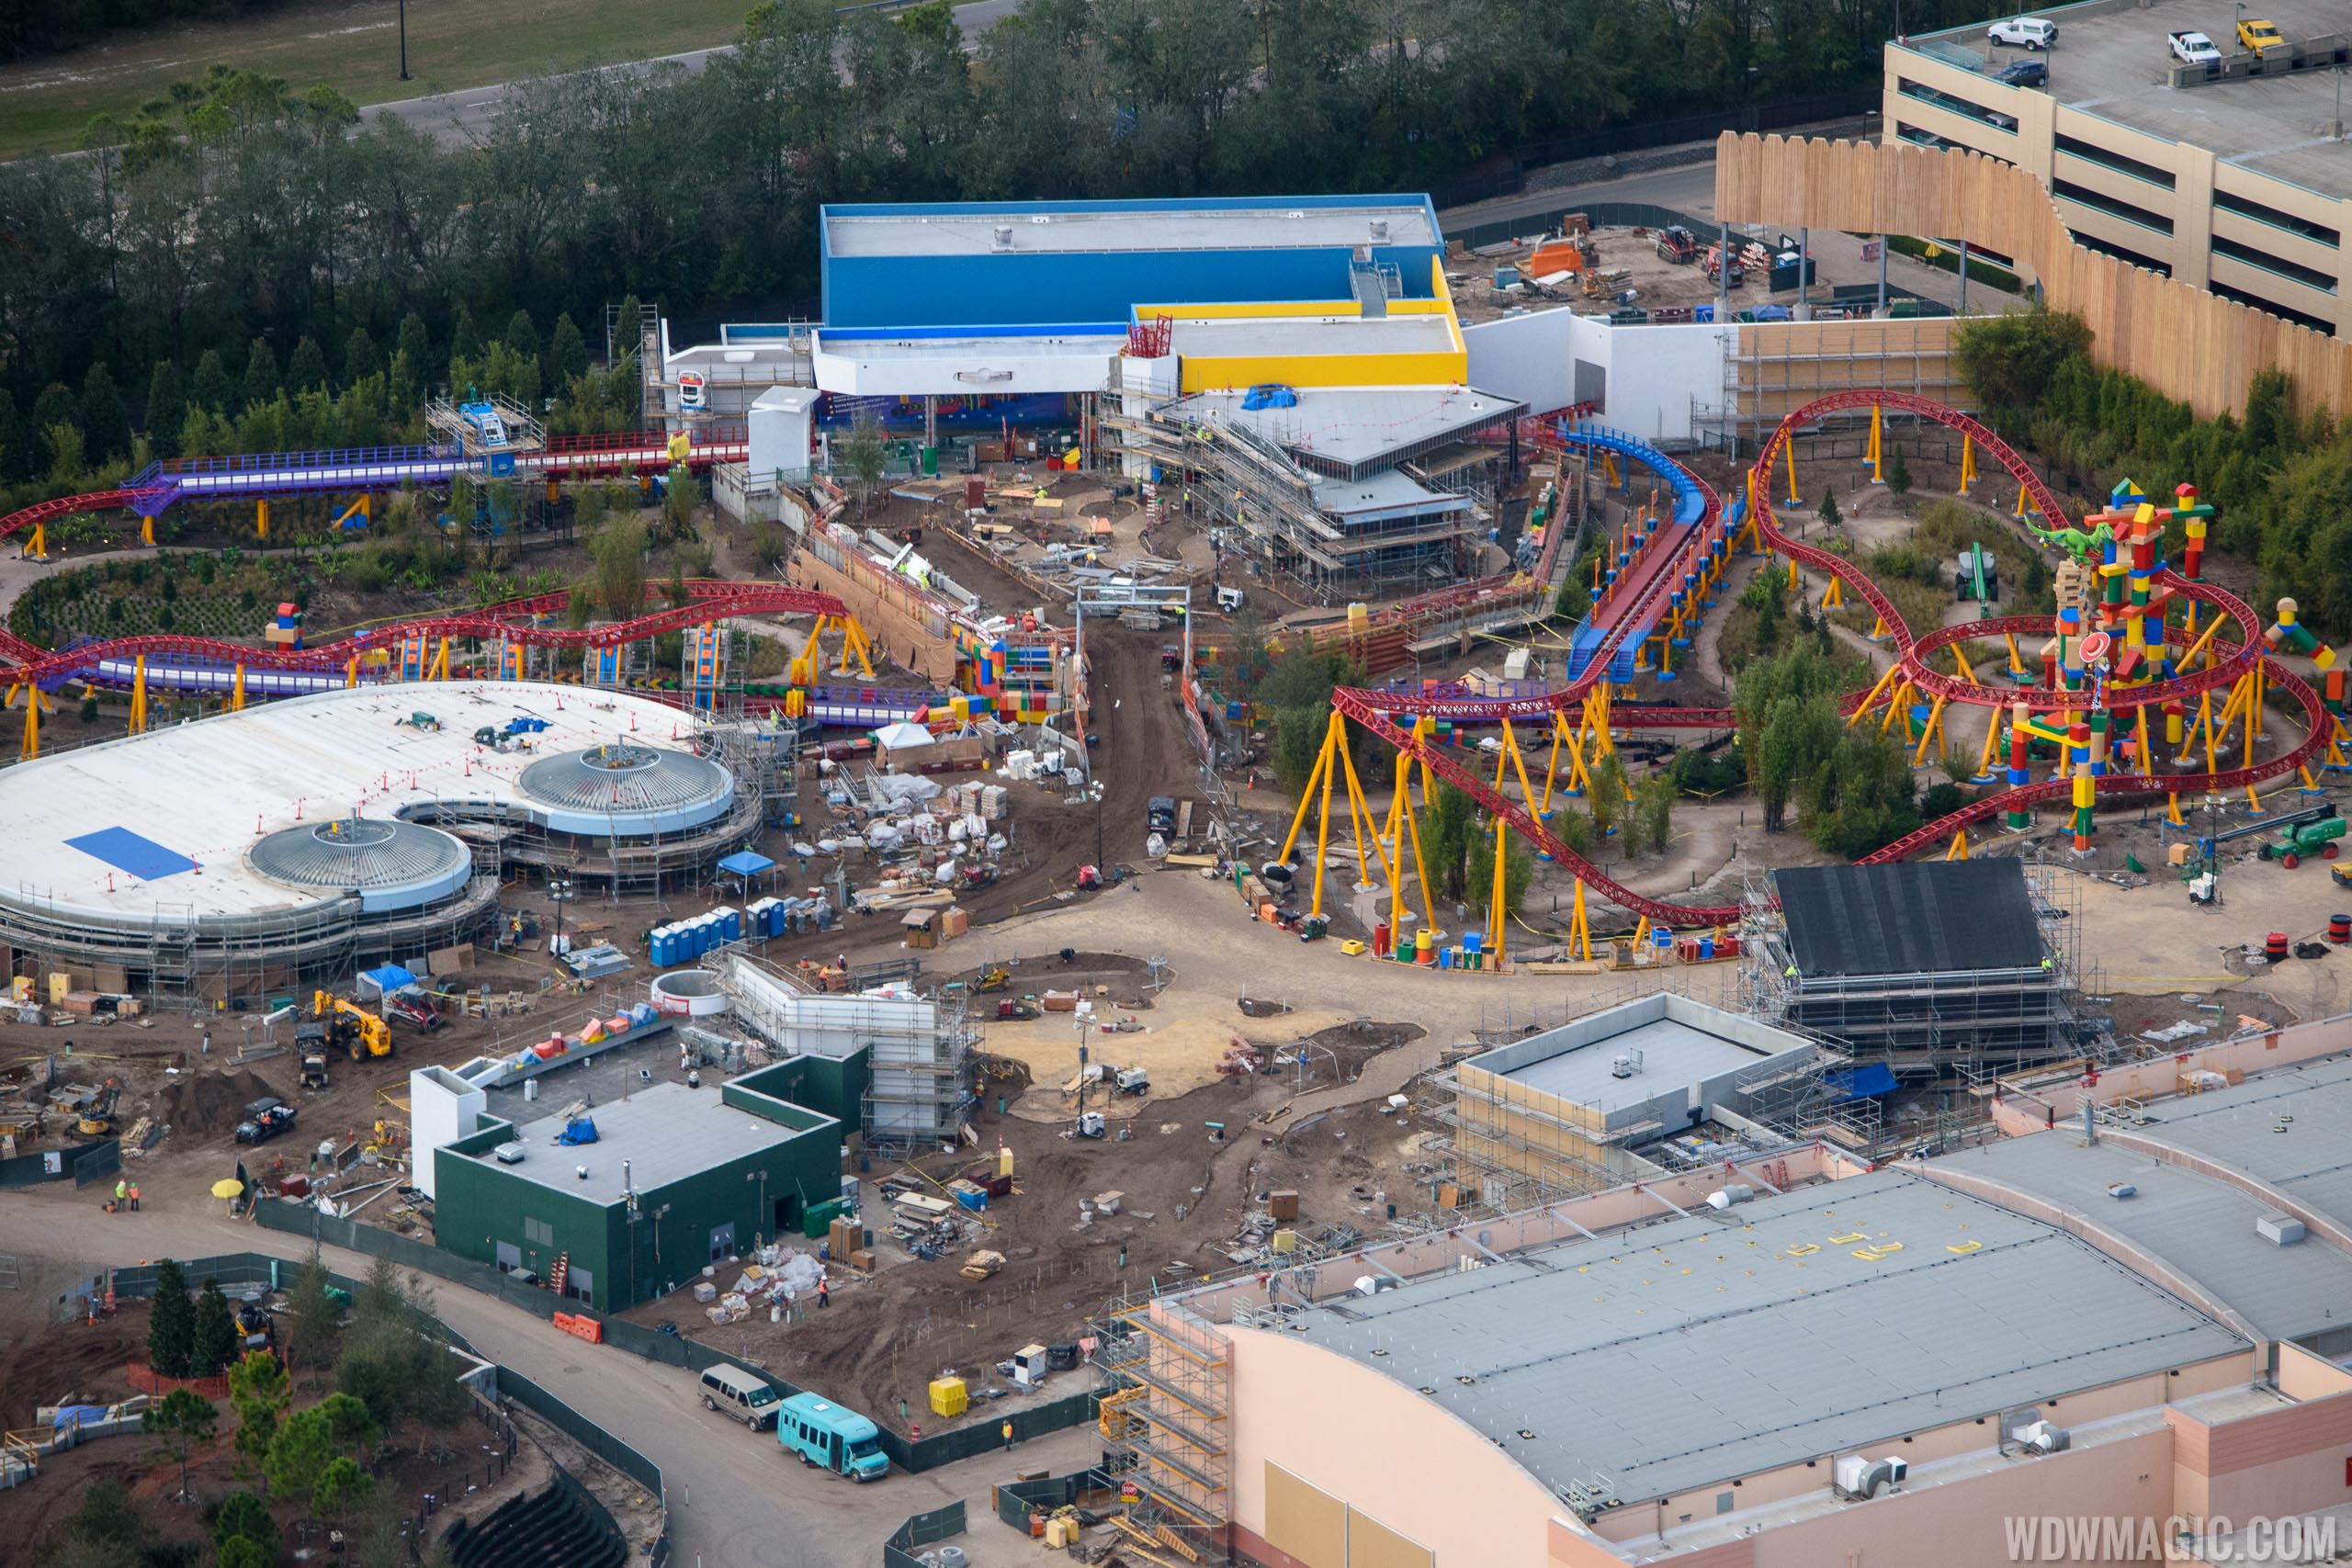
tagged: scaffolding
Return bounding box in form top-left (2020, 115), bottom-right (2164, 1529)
top-left (1091, 1291), bottom-right (1234, 1564)
top-left (858, 988), bottom-right (978, 1158)
top-left (1736, 863), bottom-right (2082, 1079)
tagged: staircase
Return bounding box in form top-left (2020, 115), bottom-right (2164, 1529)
top-left (443, 1480), bottom-right (626, 1568)
top-left (548, 1253), bottom-right (569, 1299)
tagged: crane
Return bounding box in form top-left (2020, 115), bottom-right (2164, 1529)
top-left (311, 991), bottom-right (394, 1062)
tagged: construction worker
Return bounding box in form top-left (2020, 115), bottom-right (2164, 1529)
top-left (1002, 1418), bottom-right (1015, 1450)
top-left (816, 1274), bottom-right (830, 1309)
top-left (113, 1177), bottom-right (126, 1209)
top-left (128, 1182), bottom-right (139, 1213)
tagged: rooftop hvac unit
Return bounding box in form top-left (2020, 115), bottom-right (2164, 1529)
top-left (992, 225), bottom-right (1013, 251)
top-left (2256, 1213), bottom-right (2307, 1247)
top-left (1704, 1184), bottom-right (1757, 1211)
top-left (2018, 1419), bottom-right (2070, 1454)
top-left (1833, 1455), bottom-right (1896, 1499)
top-left (1610, 1051), bottom-right (1642, 1078)
top-left (1369, 219), bottom-right (1390, 243)
top-left (492, 1143), bottom-right (526, 1165)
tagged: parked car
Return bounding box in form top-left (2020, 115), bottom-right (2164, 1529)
top-left (2235, 17), bottom-right (2285, 54)
top-left (700, 1364), bottom-right (783, 1430)
top-left (2167, 29), bottom-right (2221, 65)
top-left (1988, 16), bottom-right (2056, 49)
top-left (1996, 58), bottom-right (2049, 85)
top-left (234, 1098), bottom-right (297, 1145)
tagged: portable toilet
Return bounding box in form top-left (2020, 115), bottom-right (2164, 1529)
top-left (650, 926), bottom-right (672, 966)
top-left (747, 897), bottom-right (776, 938)
top-left (681, 919), bottom-right (704, 960)
top-left (719, 906), bottom-right (742, 942)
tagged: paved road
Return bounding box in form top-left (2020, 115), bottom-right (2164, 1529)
top-left (362, 0), bottom-right (1021, 143)
top-left (0, 1190), bottom-right (1092, 1567)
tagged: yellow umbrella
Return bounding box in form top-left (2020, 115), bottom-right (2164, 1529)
top-left (210, 1178), bottom-right (243, 1200)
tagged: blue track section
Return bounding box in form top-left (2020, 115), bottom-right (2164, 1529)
top-left (1555, 423), bottom-right (1710, 683)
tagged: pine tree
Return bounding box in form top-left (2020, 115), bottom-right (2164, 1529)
top-left (449, 308), bottom-right (481, 366)
top-left (190, 348), bottom-right (233, 414)
top-left (228, 1348), bottom-right (289, 1483)
top-left (1817, 491), bottom-right (1841, 528)
top-left (395, 312), bottom-right (429, 374)
top-left (80, 362), bottom-right (132, 462)
top-left (1884, 443), bottom-right (1913, 495)
top-left (0, 390), bottom-right (28, 485)
top-left (343, 326), bottom-right (382, 384)
top-left (503, 308), bottom-right (537, 360)
top-left (285, 334), bottom-right (330, 394)
top-left (144, 361), bottom-right (186, 459)
top-left (30, 380), bottom-right (76, 444)
top-left (283, 1248), bottom-right (343, 1387)
top-left (240, 338), bottom-right (281, 412)
top-left (148, 1258), bottom-right (196, 1379)
top-left (192, 1277), bottom-right (239, 1376)
top-left (547, 313), bottom-right (589, 385)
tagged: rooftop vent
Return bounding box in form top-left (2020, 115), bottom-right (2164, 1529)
top-left (2256, 1213), bottom-right (2307, 1247)
top-left (992, 225), bottom-right (1013, 251)
top-left (2018, 1419), bottom-right (2070, 1454)
top-left (1610, 1050), bottom-right (1644, 1079)
top-left (493, 1143), bottom-right (526, 1165)
top-left (1369, 219), bottom-right (1390, 243)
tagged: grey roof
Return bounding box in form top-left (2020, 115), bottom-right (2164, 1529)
top-left (1308, 468), bottom-right (1468, 525)
top-left (1280, 1168), bottom-right (2246, 1506)
top-left (516, 743), bottom-right (732, 832)
top-left (465, 1081), bottom-right (807, 1206)
top-left (246, 818), bottom-right (471, 913)
top-left (1493, 1019), bottom-right (1771, 1116)
top-left (1944, 1131), bottom-right (2352, 1342)
top-left (1165, 386), bottom-right (1523, 478)
top-left (2094, 1051), bottom-right (2352, 1248)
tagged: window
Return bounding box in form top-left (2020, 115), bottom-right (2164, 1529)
top-left (2055, 135), bottom-right (2175, 189)
top-left (524, 1217), bottom-right (554, 1247)
top-left (2211, 235), bottom-right (2339, 295)
top-left (2052, 179), bottom-right (2174, 235)
top-left (2215, 189), bottom-right (2340, 248)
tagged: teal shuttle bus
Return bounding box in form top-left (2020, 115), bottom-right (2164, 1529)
top-left (776, 1392), bottom-right (889, 1481)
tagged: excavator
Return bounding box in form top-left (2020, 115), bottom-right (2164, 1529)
top-left (76, 1079), bottom-right (120, 1137)
top-left (311, 991), bottom-right (394, 1063)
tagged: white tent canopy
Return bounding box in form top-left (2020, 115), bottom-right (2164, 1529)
top-left (873, 720), bottom-right (935, 750)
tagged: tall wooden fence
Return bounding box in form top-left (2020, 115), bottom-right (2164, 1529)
top-left (1713, 132), bottom-right (2352, 420)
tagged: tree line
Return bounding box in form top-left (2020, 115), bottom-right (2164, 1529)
top-left (4, 0), bottom-right (1992, 443)
top-left (1954, 310), bottom-right (2352, 637)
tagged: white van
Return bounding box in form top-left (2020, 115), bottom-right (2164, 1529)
top-left (699, 1364), bottom-right (783, 1429)
top-left (1988, 17), bottom-right (2056, 50)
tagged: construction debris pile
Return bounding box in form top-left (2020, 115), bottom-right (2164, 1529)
top-left (694, 1245), bottom-right (829, 1325)
top-left (816, 767), bottom-right (1033, 942)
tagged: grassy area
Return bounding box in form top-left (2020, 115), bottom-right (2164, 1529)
top-left (1829, 496), bottom-right (2060, 655)
top-left (0, 0), bottom-right (756, 159)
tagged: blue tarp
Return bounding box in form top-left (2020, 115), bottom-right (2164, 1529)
top-left (1822, 1064), bottom-right (1900, 1102)
top-left (64, 826), bottom-right (197, 881)
top-left (555, 1116), bottom-right (600, 1146)
top-left (718, 851), bottom-right (775, 877)
top-left (361, 964), bottom-right (416, 993)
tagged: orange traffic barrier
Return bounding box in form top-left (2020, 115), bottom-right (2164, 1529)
top-left (551, 1311), bottom-right (604, 1345)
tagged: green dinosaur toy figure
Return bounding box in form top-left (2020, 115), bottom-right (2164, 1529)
top-left (2029, 518), bottom-right (2116, 556)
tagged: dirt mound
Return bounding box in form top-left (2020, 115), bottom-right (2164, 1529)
top-left (158, 1067), bottom-right (276, 1138)
top-left (1238, 998), bottom-right (1294, 1018)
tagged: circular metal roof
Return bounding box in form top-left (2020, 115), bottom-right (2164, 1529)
top-left (515, 742), bottom-right (731, 828)
top-left (248, 818), bottom-right (473, 912)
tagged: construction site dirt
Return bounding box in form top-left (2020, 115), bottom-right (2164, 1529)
top-left (616, 1020), bottom-right (1437, 1440)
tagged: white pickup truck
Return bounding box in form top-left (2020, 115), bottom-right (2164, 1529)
top-left (2168, 29), bottom-right (2222, 64)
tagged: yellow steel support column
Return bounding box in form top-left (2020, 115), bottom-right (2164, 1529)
top-left (27, 520), bottom-right (45, 560)
top-left (1308, 711), bottom-right (1342, 919)
top-left (256, 498), bottom-right (270, 540)
top-left (1945, 829), bottom-right (1970, 860)
top-left (1276, 715), bottom-right (1336, 867)
top-left (231, 662), bottom-right (246, 712)
top-left (1567, 879), bottom-right (1591, 962)
top-left (1958, 433), bottom-right (1976, 492)
top-left (1866, 403), bottom-right (1883, 482)
top-left (1848, 666), bottom-right (1897, 728)
top-left (1395, 749), bottom-right (1438, 938)
top-left (129, 656), bottom-right (148, 736)
top-left (1782, 438), bottom-right (1799, 507)
top-left (141, 515), bottom-right (155, 547)
top-left (431, 637), bottom-right (450, 681)
top-left (1487, 813), bottom-right (1510, 962)
top-left (345, 655), bottom-right (359, 689)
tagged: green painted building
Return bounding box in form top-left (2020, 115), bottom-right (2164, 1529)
top-left (433, 1053), bottom-right (868, 1312)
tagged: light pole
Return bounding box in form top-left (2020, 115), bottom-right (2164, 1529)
top-left (747, 1168), bottom-right (769, 1247)
top-left (398, 0), bottom-right (411, 81)
top-left (1088, 781), bottom-right (1105, 871)
top-left (548, 876), bottom-right (574, 957)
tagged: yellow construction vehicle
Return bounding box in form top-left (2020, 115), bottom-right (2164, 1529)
top-left (311, 991), bottom-right (394, 1062)
top-left (976, 965), bottom-right (1011, 993)
top-left (76, 1080), bottom-right (119, 1138)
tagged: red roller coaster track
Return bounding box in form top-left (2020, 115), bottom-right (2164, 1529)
top-left (1328, 391), bottom-right (2335, 926)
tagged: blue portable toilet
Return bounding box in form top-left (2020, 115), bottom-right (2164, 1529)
top-left (720, 906), bottom-right (742, 942)
top-left (651, 927), bottom-right (671, 966)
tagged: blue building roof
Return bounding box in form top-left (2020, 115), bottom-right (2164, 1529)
top-left (818, 195), bottom-right (1445, 333)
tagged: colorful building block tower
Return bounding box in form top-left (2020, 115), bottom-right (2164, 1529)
top-left (264, 601), bottom-right (303, 650)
